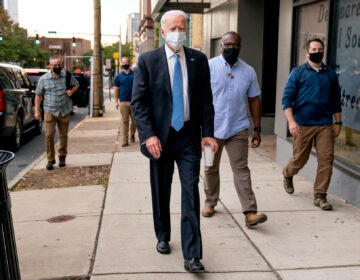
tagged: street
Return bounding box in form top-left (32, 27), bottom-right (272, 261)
top-left (3, 107), bottom-right (89, 182)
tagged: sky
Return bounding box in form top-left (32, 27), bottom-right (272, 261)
top-left (17, 0), bottom-right (139, 46)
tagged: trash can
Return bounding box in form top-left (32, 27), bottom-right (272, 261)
top-left (0, 150), bottom-right (21, 280)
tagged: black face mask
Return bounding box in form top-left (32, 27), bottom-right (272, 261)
top-left (53, 66), bottom-right (62, 75)
top-left (309, 52), bottom-right (324, 64)
top-left (222, 48), bottom-right (240, 64)
top-left (122, 64), bottom-right (130, 69)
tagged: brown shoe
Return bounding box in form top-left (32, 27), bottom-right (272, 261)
top-left (314, 195), bottom-right (333, 211)
top-left (130, 135), bottom-right (135, 142)
top-left (245, 212), bottom-right (267, 228)
top-left (283, 176), bottom-right (294, 194)
top-left (201, 206), bottom-right (215, 217)
top-left (122, 143), bottom-right (129, 147)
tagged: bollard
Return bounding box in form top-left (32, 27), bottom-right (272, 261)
top-left (0, 150), bottom-right (21, 280)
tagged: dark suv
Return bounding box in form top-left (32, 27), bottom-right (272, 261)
top-left (24, 68), bottom-right (49, 88)
top-left (0, 63), bottom-right (42, 151)
top-left (71, 72), bottom-right (90, 108)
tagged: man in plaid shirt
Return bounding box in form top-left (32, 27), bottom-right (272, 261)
top-left (35, 55), bottom-right (79, 170)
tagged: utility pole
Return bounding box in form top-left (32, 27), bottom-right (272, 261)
top-left (92, 0), bottom-right (103, 117)
top-left (117, 27), bottom-right (122, 75)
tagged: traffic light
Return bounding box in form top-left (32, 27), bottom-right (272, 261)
top-left (35, 34), bottom-right (40, 45)
top-left (72, 37), bottom-right (76, 47)
top-left (0, 29), bottom-right (3, 41)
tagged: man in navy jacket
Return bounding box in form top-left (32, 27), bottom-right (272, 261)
top-left (131, 10), bottom-right (218, 273)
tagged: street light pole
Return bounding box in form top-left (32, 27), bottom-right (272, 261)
top-left (92, 0), bottom-right (103, 117)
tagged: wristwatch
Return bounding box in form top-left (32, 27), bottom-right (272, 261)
top-left (253, 126), bottom-right (261, 132)
top-left (334, 121), bottom-right (342, 126)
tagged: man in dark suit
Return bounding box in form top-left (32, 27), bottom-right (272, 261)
top-left (131, 10), bottom-right (218, 273)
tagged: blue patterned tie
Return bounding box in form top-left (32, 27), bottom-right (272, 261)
top-left (171, 53), bottom-right (184, 131)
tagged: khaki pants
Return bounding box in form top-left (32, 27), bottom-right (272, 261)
top-left (283, 125), bottom-right (335, 197)
top-left (119, 102), bottom-right (136, 144)
top-left (204, 129), bottom-right (257, 213)
top-left (44, 111), bottom-right (71, 161)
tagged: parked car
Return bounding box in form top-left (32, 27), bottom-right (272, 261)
top-left (23, 68), bottom-right (49, 88)
top-left (24, 68), bottom-right (49, 120)
top-left (71, 72), bottom-right (90, 108)
top-left (0, 63), bottom-right (42, 151)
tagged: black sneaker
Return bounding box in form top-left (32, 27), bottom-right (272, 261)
top-left (283, 176), bottom-right (294, 194)
top-left (59, 156), bottom-right (66, 167)
top-left (46, 160), bottom-right (55, 170)
top-left (184, 258), bottom-right (205, 273)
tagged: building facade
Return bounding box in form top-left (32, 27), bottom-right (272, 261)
top-left (126, 12), bottom-right (140, 43)
top-left (3, 0), bottom-right (18, 23)
top-left (38, 37), bottom-right (92, 71)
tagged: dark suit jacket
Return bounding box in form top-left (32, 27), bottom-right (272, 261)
top-left (131, 45), bottom-right (214, 155)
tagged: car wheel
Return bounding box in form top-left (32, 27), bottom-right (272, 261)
top-left (10, 116), bottom-right (22, 151)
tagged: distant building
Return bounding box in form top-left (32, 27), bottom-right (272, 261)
top-left (37, 37), bottom-right (91, 71)
top-left (3, 0), bottom-right (18, 23)
top-left (126, 12), bottom-right (139, 43)
top-left (137, 0), bottom-right (154, 54)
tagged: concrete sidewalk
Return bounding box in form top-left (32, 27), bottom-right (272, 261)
top-left (9, 95), bottom-right (360, 280)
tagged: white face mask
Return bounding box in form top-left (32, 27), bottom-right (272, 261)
top-left (165, 32), bottom-right (186, 51)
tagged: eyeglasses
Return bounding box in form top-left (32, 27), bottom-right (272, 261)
top-left (50, 64), bottom-right (61, 67)
top-left (223, 43), bottom-right (241, 49)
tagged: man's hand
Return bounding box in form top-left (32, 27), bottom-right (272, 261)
top-left (145, 136), bottom-right (162, 159)
top-left (65, 89), bottom-right (73, 97)
top-left (251, 132), bottom-right (261, 148)
top-left (34, 111), bottom-right (41, 121)
top-left (288, 120), bottom-right (300, 137)
top-left (201, 137), bottom-right (218, 153)
top-left (115, 101), bottom-right (120, 110)
top-left (333, 124), bottom-right (341, 137)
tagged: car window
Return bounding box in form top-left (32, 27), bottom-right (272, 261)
top-left (0, 70), bottom-right (14, 90)
top-left (0, 74), bottom-right (13, 89)
top-left (13, 68), bottom-right (30, 89)
top-left (21, 71), bottom-right (32, 88)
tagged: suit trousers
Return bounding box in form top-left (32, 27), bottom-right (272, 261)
top-left (283, 125), bottom-right (334, 197)
top-left (119, 101), bottom-right (136, 144)
top-left (149, 122), bottom-right (202, 259)
top-left (44, 111), bottom-right (71, 161)
top-left (204, 129), bottom-right (257, 213)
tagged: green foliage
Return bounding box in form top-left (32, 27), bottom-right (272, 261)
top-left (102, 41), bottom-right (133, 69)
top-left (0, 7), bottom-right (133, 70)
top-left (0, 7), bottom-right (49, 67)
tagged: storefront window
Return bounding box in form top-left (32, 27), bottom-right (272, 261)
top-left (294, 0), bottom-right (329, 66)
top-left (333, 0), bottom-right (360, 169)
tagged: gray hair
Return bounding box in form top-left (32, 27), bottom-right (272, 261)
top-left (160, 10), bottom-right (187, 29)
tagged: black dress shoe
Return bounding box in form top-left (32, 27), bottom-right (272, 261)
top-left (156, 241), bottom-right (171, 254)
top-left (46, 160), bottom-right (55, 170)
top-left (59, 156), bottom-right (66, 167)
top-left (184, 258), bottom-right (205, 272)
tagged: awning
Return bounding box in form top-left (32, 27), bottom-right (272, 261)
top-left (152, 0), bottom-right (211, 14)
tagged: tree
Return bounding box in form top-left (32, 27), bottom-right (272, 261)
top-left (101, 41), bottom-right (133, 70)
top-left (0, 7), bottom-right (49, 66)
